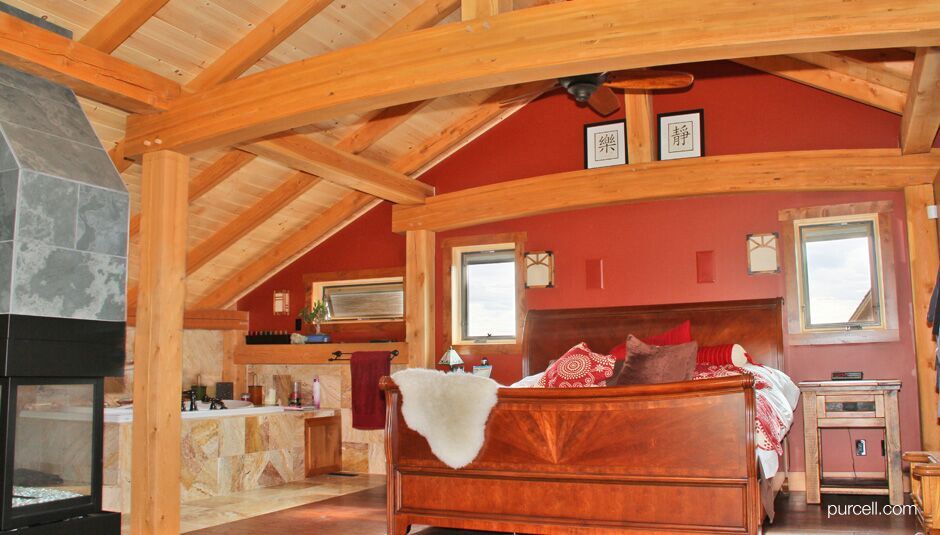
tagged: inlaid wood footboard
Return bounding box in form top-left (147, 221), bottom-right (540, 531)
top-left (381, 374), bottom-right (761, 535)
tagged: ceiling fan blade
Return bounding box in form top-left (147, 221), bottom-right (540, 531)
top-left (586, 85), bottom-right (620, 116)
top-left (604, 69), bottom-right (694, 90)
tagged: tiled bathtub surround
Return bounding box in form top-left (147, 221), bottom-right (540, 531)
top-left (103, 410), bottom-right (332, 514)
top-left (0, 64), bottom-right (128, 320)
top-left (248, 363), bottom-right (405, 475)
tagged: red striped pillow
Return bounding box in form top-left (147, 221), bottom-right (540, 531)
top-left (608, 320), bottom-right (692, 360)
top-left (697, 344), bottom-right (756, 366)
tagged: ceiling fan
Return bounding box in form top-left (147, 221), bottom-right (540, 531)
top-left (504, 69), bottom-right (694, 116)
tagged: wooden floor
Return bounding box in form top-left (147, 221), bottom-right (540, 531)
top-left (188, 487), bottom-right (919, 534)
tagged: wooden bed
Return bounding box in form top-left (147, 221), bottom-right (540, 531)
top-left (381, 298), bottom-right (785, 534)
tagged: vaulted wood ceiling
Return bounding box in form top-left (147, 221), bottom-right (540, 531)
top-left (1, 0), bottom-right (935, 311)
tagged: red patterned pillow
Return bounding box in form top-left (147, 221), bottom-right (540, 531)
top-left (697, 344), bottom-right (756, 366)
top-left (538, 343), bottom-right (615, 388)
top-left (608, 320), bottom-right (693, 360)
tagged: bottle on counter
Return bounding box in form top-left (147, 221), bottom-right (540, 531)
top-left (312, 376), bottom-right (321, 410)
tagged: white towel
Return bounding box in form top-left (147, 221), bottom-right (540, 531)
top-left (391, 368), bottom-right (500, 469)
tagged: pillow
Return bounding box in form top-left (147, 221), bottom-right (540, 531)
top-left (537, 343), bottom-right (616, 388)
top-left (610, 335), bottom-right (698, 385)
top-left (697, 344), bottom-right (756, 366)
top-left (608, 320), bottom-right (693, 360)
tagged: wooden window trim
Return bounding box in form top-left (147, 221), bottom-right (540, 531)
top-left (779, 201), bottom-right (899, 345)
top-left (441, 232), bottom-right (526, 357)
top-left (303, 267), bottom-right (405, 325)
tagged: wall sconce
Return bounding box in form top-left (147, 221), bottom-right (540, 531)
top-left (746, 233), bottom-right (780, 274)
top-left (525, 251), bottom-right (554, 288)
top-left (273, 289), bottom-right (290, 315)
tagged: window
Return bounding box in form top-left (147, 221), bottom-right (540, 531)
top-left (305, 269), bottom-right (405, 322)
top-left (780, 202), bottom-right (898, 345)
top-left (442, 233), bottom-right (525, 349)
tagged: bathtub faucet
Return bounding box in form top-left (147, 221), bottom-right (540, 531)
top-left (208, 398), bottom-right (227, 410)
top-left (182, 389), bottom-right (198, 412)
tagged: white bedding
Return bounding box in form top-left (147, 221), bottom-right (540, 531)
top-left (508, 364), bottom-right (799, 479)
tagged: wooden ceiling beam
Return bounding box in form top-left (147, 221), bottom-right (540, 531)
top-left (624, 90), bottom-right (655, 163)
top-left (789, 51), bottom-right (912, 93)
top-left (240, 135), bottom-right (433, 204)
top-left (391, 149), bottom-right (940, 233)
top-left (0, 11), bottom-right (180, 113)
top-left (733, 56), bottom-right (907, 114)
top-left (79, 0), bottom-right (170, 53)
top-left (127, 149), bottom-right (255, 237)
top-left (185, 0), bottom-right (335, 93)
top-left (462, 0), bottom-right (512, 20)
top-left (901, 47), bottom-right (940, 155)
top-left (121, 0), bottom-right (940, 156)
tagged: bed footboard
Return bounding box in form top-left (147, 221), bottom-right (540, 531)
top-left (381, 375), bottom-right (761, 535)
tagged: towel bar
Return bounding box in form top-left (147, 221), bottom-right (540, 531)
top-left (328, 350), bottom-right (399, 362)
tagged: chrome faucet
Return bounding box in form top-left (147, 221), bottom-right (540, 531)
top-left (182, 389), bottom-right (198, 412)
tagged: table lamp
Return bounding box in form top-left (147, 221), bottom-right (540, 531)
top-left (438, 346), bottom-right (464, 372)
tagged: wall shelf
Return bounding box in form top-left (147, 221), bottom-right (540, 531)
top-left (234, 342), bottom-right (409, 365)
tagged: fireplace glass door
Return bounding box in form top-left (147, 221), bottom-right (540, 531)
top-left (1, 378), bottom-right (103, 530)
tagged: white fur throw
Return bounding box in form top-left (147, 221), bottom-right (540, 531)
top-left (391, 368), bottom-right (500, 469)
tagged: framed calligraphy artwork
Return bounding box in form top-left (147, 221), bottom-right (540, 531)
top-left (657, 109), bottom-right (704, 161)
top-left (584, 119), bottom-right (626, 169)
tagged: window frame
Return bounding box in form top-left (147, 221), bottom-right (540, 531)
top-left (303, 267), bottom-right (405, 324)
top-left (442, 233), bottom-right (526, 354)
top-left (779, 201), bottom-right (899, 345)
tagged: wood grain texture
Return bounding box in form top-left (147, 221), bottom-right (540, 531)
top-left (79, 0), bottom-right (170, 53)
top-left (789, 51), bottom-right (913, 93)
top-left (905, 450), bottom-right (940, 534)
top-left (305, 414), bottom-right (342, 476)
top-left (624, 90), bottom-right (654, 163)
top-left (131, 150), bottom-right (189, 535)
top-left (733, 55), bottom-right (907, 114)
top-left (122, 0), bottom-right (940, 155)
top-left (901, 47), bottom-right (940, 154)
top-left (127, 308), bottom-right (248, 330)
top-left (0, 10), bottom-right (180, 113)
top-left (383, 373), bottom-right (761, 534)
top-left (904, 184), bottom-right (940, 451)
top-left (405, 230), bottom-right (435, 369)
top-left (393, 149), bottom-right (940, 233)
top-left (241, 135), bottom-right (433, 204)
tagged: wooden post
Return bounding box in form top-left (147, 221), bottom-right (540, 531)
top-left (624, 90), bottom-right (655, 163)
top-left (405, 230), bottom-right (435, 368)
top-left (131, 150), bottom-right (189, 535)
top-left (904, 184), bottom-right (940, 450)
top-left (222, 330), bottom-right (247, 395)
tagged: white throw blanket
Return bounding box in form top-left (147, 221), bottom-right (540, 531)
top-left (392, 368), bottom-right (500, 469)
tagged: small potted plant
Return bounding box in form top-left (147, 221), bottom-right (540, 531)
top-left (298, 300), bottom-right (328, 334)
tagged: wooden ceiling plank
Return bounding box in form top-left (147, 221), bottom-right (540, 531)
top-left (338, 101), bottom-right (432, 154)
top-left (392, 149), bottom-right (940, 233)
top-left (192, 191), bottom-right (377, 310)
top-left (901, 47), bottom-right (940, 155)
top-left (185, 0), bottom-right (335, 93)
top-left (462, 0), bottom-right (512, 20)
top-left (0, 11), bottom-right (180, 113)
top-left (733, 56), bottom-right (907, 114)
top-left (380, 0), bottom-right (460, 38)
top-left (79, 0), bottom-right (171, 53)
top-left (240, 135), bottom-right (433, 204)
top-left (128, 149), bottom-right (256, 237)
top-left (789, 51), bottom-right (912, 93)
top-left (121, 0), bottom-right (940, 156)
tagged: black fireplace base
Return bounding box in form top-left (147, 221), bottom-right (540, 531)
top-left (0, 512), bottom-right (120, 534)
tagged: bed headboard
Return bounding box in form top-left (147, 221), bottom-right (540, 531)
top-left (521, 298), bottom-right (784, 376)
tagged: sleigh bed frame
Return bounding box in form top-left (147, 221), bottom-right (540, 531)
top-left (381, 298), bottom-right (785, 535)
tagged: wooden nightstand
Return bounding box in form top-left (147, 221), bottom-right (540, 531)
top-left (799, 380), bottom-right (902, 506)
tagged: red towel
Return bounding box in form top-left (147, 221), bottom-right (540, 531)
top-left (351, 351), bottom-right (391, 430)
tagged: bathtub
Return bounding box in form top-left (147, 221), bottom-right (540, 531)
top-left (104, 400), bottom-right (288, 423)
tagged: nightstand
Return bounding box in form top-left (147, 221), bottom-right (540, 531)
top-left (799, 380), bottom-right (902, 505)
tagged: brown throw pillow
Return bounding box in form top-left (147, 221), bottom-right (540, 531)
top-left (612, 335), bottom-right (698, 386)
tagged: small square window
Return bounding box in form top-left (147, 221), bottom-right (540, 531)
top-left (460, 249), bottom-right (516, 341)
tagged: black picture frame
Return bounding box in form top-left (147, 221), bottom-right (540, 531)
top-left (657, 109), bottom-right (704, 161)
top-left (583, 119), bottom-right (627, 169)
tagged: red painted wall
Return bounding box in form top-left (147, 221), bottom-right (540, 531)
top-left (240, 61), bottom-right (931, 474)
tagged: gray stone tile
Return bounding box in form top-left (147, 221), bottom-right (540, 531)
top-left (0, 82), bottom-right (100, 147)
top-left (0, 241), bottom-right (11, 314)
top-left (0, 169), bottom-right (17, 241)
top-left (11, 241), bottom-right (126, 321)
top-left (77, 185), bottom-right (128, 257)
top-left (16, 171), bottom-right (77, 248)
top-left (0, 122), bottom-right (124, 191)
top-left (0, 128), bottom-right (18, 173)
top-left (0, 66), bottom-right (76, 107)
